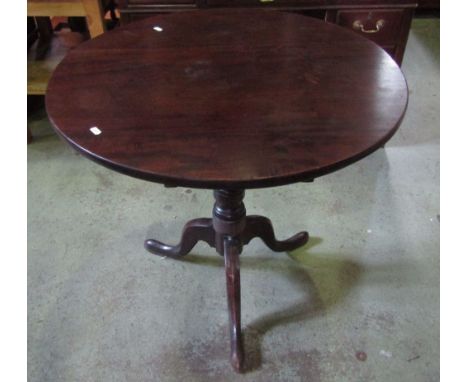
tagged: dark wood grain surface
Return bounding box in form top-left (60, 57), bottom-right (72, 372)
top-left (46, 9), bottom-right (408, 189)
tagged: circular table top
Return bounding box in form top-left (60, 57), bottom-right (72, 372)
top-left (46, 10), bottom-right (408, 189)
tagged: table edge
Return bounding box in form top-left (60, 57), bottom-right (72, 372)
top-left (48, 96), bottom-right (408, 189)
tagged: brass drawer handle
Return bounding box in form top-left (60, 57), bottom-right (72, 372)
top-left (259, 0), bottom-right (275, 3)
top-left (352, 19), bottom-right (385, 34)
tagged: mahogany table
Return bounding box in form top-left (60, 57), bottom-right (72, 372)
top-left (46, 10), bottom-right (408, 372)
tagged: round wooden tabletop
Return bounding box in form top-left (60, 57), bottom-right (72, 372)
top-left (46, 10), bottom-right (408, 189)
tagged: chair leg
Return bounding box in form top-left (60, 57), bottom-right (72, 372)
top-left (28, 127), bottom-right (33, 144)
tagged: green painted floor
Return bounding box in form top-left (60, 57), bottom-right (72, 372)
top-left (28, 18), bottom-right (439, 382)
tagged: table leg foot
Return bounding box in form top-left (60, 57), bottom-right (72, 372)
top-left (145, 218), bottom-right (215, 258)
top-left (242, 215), bottom-right (309, 252)
top-left (223, 236), bottom-right (244, 372)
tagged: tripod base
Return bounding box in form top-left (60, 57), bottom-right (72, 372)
top-left (145, 190), bottom-right (308, 372)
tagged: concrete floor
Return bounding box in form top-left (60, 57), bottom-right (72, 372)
top-left (28, 18), bottom-right (439, 382)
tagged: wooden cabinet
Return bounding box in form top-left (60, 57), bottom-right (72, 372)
top-left (119, 0), bottom-right (418, 66)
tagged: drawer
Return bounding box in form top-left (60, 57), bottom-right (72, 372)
top-left (121, 9), bottom-right (197, 24)
top-left (205, 0), bottom-right (321, 7)
top-left (336, 9), bottom-right (405, 46)
top-left (126, 0), bottom-right (196, 5)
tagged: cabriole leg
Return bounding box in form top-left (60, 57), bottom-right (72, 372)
top-left (223, 236), bottom-right (244, 372)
